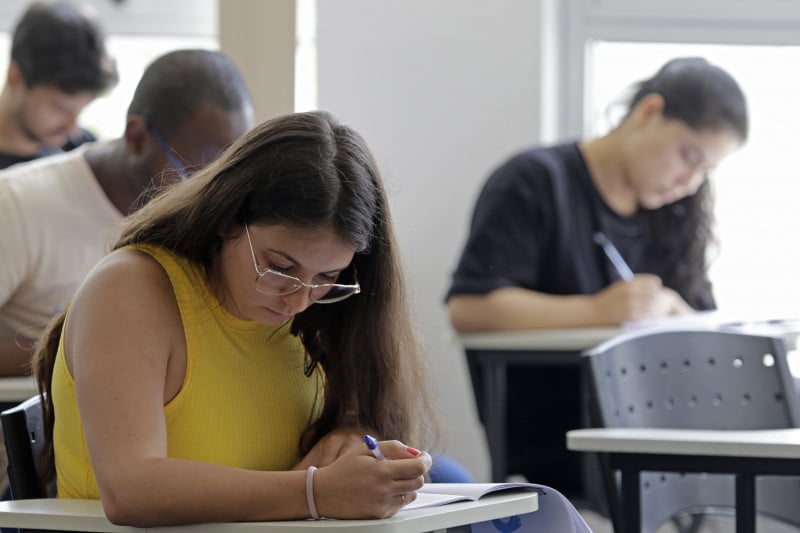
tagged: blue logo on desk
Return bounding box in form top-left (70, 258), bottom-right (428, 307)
top-left (471, 515), bottom-right (523, 532)
top-left (491, 515), bottom-right (522, 532)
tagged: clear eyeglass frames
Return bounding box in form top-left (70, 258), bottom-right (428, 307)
top-left (244, 224), bottom-right (361, 304)
top-left (147, 123), bottom-right (188, 179)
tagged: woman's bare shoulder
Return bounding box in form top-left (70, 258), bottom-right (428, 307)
top-left (64, 247), bottom-right (185, 377)
top-left (76, 248), bottom-right (173, 298)
top-left (68, 247), bottom-right (180, 334)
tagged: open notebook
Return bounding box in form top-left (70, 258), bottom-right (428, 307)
top-left (403, 482), bottom-right (591, 533)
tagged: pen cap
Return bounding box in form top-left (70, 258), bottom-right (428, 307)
top-left (363, 434), bottom-right (379, 450)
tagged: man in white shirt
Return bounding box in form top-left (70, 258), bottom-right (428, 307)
top-left (0, 49), bottom-right (255, 376)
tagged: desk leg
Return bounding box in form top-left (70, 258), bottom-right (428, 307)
top-left (482, 360), bottom-right (507, 482)
top-left (620, 468), bottom-right (641, 533)
top-left (735, 474), bottom-right (756, 533)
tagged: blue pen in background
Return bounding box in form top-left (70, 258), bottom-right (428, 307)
top-left (593, 232), bottom-right (634, 281)
top-left (363, 434), bottom-right (386, 460)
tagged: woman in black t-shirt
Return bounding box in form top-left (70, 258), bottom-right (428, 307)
top-left (446, 57), bottom-right (748, 498)
top-left (448, 57), bottom-right (748, 330)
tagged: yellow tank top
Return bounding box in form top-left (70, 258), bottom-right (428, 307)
top-left (53, 244), bottom-right (323, 498)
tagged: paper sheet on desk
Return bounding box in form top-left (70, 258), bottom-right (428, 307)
top-left (403, 483), bottom-right (592, 532)
top-left (621, 310), bottom-right (800, 335)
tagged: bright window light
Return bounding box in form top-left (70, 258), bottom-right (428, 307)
top-left (0, 34), bottom-right (217, 141)
top-left (81, 35), bottom-right (218, 139)
top-left (589, 41), bottom-right (800, 319)
top-left (295, 0), bottom-right (317, 112)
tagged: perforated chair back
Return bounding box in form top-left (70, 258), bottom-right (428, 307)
top-left (1, 394), bottom-right (53, 500)
top-left (584, 327), bottom-right (800, 532)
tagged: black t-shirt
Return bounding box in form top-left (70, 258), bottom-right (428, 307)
top-left (447, 142), bottom-right (714, 308)
top-left (448, 142), bottom-right (714, 494)
top-left (0, 128), bottom-right (96, 170)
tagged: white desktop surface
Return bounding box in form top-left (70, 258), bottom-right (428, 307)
top-left (567, 427), bottom-right (800, 459)
top-left (455, 313), bottom-right (800, 352)
top-left (0, 376), bottom-right (36, 402)
top-left (0, 492), bottom-right (538, 532)
top-left (457, 327), bottom-right (620, 351)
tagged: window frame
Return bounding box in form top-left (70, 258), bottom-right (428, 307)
top-left (0, 0), bottom-right (216, 37)
top-left (559, 0), bottom-right (800, 138)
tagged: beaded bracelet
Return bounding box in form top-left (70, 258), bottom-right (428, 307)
top-left (306, 466), bottom-right (321, 520)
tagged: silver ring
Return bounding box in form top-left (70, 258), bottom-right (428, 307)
top-left (400, 494), bottom-right (406, 505)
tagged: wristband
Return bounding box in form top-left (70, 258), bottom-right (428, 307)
top-left (306, 466), bottom-right (321, 520)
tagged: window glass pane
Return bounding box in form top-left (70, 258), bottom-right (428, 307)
top-left (0, 34), bottom-right (217, 140)
top-left (589, 42), bottom-right (800, 318)
top-left (295, 0), bottom-right (317, 111)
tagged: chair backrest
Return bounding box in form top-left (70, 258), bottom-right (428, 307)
top-left (1, 394), bottom-right (53, 499)
top-left (583, 327), bottom-right (800, 532)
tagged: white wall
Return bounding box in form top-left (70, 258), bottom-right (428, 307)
top-left (316, 0), bottom-right (553, 480)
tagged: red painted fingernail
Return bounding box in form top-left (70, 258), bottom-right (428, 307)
top-left (407, 447), bottom-right (420, 456)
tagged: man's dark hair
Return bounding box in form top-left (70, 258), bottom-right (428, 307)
top-left (11, 1), bottom-right (118, 93)
top-left (127, 49), bottom-right (253, 137)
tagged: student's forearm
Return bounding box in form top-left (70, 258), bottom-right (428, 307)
top-left (448, 288), bottom-right (610, 332)
top-left (99, 459), bottom-right (310, 526)
top-left (0, 338), bottom-right (35, 376)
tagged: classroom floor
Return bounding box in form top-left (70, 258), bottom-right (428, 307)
top-left (577, 505), bottom-right (800, 532)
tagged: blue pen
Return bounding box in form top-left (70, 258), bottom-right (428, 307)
top-left (593, 231), bottom-right (634, 281)
top-left (363, 434), bottom-right (386, 460)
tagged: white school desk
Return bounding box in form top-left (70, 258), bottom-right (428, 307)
top-left (457, 327), bottom-right (620, 484)
top-left (566, 427), bottom-right (800, 533)
top-left (0, 491), bottom-right (537, 533)
top-left (457, 319), bottom-right (800, 484)
top-left (0, 376), bottom-right (36, 403)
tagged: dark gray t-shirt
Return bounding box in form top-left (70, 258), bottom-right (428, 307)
top-left (0, 128), bottom-right (96, 171)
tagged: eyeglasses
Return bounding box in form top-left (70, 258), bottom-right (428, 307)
top-left (244, 224), bottom-right (361, 304)
top-left (147, 123), bottom-right (188, 179)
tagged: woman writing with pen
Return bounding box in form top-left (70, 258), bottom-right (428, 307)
top-left (445, 57), bottom-right (748, 495)
top-left (446, 57), bottom-right (748, 331)
top-left (32, 111), bottom-right (437, 525)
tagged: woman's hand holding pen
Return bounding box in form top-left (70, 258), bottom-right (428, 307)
top-left (311, 438), bottom-right (430, 519)
top-left (592, 232), bottom-right (693, 322)
top-left (593, 274), bottom-right (693, 323)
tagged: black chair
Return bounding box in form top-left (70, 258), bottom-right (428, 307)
top-left (582, 327), bottom-right (800, 533)
top-left (0, 395), bottom-right (53, 500)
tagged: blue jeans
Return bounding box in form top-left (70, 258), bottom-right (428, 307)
top-left (429, 454), bottom-right (475, 483)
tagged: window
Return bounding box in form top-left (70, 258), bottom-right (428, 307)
top-left (564, 1), bottom-right (800, 318)
top-left (79, 35), bottom-right (218, 140)
top-left (295, 0), bottom-right (317, 111)
top-left (0, 0), bottom-right (217, 140)
top-left (588, 42), bottom-right (800, 317)
top-left (0, 34), bottom-right (218, 140)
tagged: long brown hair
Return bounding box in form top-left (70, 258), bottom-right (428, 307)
top-left (33, 111), bottom-right (438, 485)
